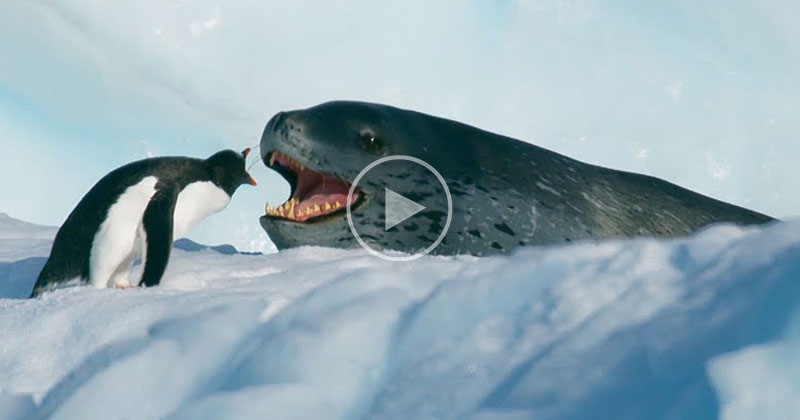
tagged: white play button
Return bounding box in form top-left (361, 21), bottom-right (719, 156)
top-left (347, 155), bottom-right (453, 262)
top-left (384, 188), bottom-right (426, 231)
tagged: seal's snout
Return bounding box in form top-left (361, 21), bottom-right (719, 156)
top-left (261, 112), bottom-right (285, 164)
top-left (267, 111), bottom-right (304, 135)
top-left (261, 110), bottom-right (307, 165)
top-left (267, 111), bottom-right (286, 132)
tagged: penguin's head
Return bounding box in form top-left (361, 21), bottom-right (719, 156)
top-left (206, 148), bottom-right (258, 196)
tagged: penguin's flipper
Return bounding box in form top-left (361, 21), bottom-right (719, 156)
top-left (141, 184), bottom-right (179, 287)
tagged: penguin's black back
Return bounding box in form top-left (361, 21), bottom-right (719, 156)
top-left (31, 156), bottom-right (215, 296)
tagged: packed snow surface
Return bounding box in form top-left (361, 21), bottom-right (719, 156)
top-left (1, 212), bottom-right (800, 419)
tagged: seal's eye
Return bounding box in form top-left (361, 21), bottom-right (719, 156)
top-left (359, 132), bottom-right (382, 153)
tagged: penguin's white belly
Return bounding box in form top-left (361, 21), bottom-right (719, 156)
top-left (88, 179), bottom-right (229, 289)
top-left (90, 176), bottom-right (159, 288)
top-left (172, 181), bottom-right (231, 239)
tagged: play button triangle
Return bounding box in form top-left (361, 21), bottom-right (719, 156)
top-left (385, 188), bottom-right (426, 231)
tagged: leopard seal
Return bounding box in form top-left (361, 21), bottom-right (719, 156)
top-left (258, 100), bottom-right (773, 256)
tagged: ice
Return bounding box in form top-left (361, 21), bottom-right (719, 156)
top-left (2, 214), bottom-right (800, 419)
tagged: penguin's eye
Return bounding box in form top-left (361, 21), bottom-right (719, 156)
top-left (359, 132), bottom-right (382, 153)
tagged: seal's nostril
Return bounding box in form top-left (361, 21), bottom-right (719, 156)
top-left (285, 117), bottom-right (301, 132)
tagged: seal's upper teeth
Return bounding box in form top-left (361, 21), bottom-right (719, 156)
top-left (269, 153), bottom-right (277, 166)
top-left (323, 203), bottom-right (331, 210)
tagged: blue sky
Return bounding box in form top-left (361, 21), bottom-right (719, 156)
top-left (1, 0), bottom-right (799, 252)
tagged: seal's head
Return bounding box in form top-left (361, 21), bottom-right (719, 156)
top-left (259, 101), bottom-right (476, 252)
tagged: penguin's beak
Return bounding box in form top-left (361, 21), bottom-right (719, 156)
top-left (243, 148), bottom-right (256, 185)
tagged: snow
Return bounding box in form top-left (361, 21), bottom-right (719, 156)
top-left (2, 214), bottom-right (800, 419)
top-left (0, 213), bottom-right (58, 263)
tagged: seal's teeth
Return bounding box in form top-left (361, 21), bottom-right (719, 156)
top-left (323, 203), bottom-right (331, 211)
top-left (265, 200), bottom-right (281, 216)
top-left (269, 153), bottom-right (277, 167)
top-left (313, 204), bottom-right (320, 212)
top-left (334, 202), bottom-right (342, 208)
top-left (291, 157), bottom-right (303, 171)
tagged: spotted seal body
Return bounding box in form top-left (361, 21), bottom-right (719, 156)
top-left (259, 101), bottom-right (773, 256)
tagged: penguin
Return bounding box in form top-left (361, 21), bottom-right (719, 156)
top-left (30, 149), bottom-right (257, 297)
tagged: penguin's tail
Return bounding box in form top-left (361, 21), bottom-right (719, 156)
top-left (28, 261), bottom-right (82, 298)
top-left (29, 263), bottom-right (53, 298)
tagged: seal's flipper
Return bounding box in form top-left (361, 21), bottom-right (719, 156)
top-left (141, 184), bottom-right (179, 287)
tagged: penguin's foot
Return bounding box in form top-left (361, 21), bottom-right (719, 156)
top-left (114, 284), bottom-right (139, 290)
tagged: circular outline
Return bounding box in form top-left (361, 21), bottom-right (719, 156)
top-left (347, 155), bottom-right (452, 262)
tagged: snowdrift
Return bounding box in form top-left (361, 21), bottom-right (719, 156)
top-left (1, 212), bottom-right (799, 419)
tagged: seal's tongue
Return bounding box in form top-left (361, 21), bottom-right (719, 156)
top-left (265, 152), bottom-right (359, 222)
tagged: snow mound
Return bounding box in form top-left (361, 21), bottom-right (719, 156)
top-left (1, 214), bottom-right (800, 419)
top-left (0, 213), bottom-right (57, 263)
top-left (0, 219), bottom-right (246, 299)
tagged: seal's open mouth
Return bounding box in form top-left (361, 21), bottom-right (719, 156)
top-left (264, 151), bottom-right (361, 223)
